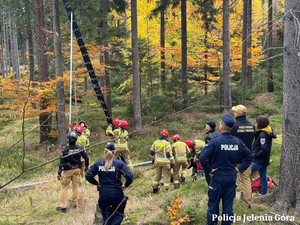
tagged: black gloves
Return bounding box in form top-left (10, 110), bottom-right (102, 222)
top-left (57, 172), bottom-right (62, 180)
top-left (170, 163), bottom-right (175, 168)
top-left (152, 159), bottom-right (155, 164)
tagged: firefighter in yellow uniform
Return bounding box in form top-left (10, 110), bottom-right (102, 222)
top-left (185, 139), bottom-right (205, 177)
top-left (172, 134), bottom-right (189, 188)
top-left (79, 121), bottom-right (90, 147)
top-left (74, 125), bottom-right (89, 179)
top-left (105, 118), bottom-right (120, 145)
top-left (150, 129), bottom-right (175, 193)
top-left (113, 120), bottom-right (133, 170)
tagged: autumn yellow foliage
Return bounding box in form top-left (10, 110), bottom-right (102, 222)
top-left (167, 195), bottom-right (190, 225)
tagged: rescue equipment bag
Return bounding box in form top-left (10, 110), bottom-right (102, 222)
top-left (251, 175), bottom-right (277, 193)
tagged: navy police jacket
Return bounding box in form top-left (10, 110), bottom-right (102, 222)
top-left (199, 132), bottom-right (253, 183)
top-left (86, 159), bottom-right (133, 191)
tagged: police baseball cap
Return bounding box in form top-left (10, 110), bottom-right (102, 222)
top-left (105, 143), bottom-right (115, 151)
top-left (205, 121), bottom-right (216, 129)
top-left (222, 114), bottom-right (235, 128)
top-left (232, 104), bottom-right (247, 114)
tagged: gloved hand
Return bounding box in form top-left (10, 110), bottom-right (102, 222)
top-left (152, 159), bottom-right (155, 164)
top-left (57, 172), bottom-right (62, 180)
top-left (187, 159), bottom-right (194, 169)
top-left (170, 163), bottom-right (175, 168)
top-left (84, 167), bottom-right (89, 173)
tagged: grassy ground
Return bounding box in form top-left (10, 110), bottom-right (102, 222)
top-left (1, 93), bottom-right (298, 224)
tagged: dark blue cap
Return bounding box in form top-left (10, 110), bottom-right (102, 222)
top-left (205, 121), bottom-right (216, 129)
top-left (222, 114), bottom-right (235, 128)
top-left (105, 143), bottom-right (115, 151)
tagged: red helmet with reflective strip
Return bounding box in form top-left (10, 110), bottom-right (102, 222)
top-left (173, 134), bottom-right (181, 141)
top-left (113, 118), bottom-right (120, 126)
top-left (73, 125), bottom-right (83, 133)
top-left (119, 120), bottom-right (129, 129)
top-left (79, 120), bottom-right (87, 127)
top-left (160, 129), bottom-right (169, 138)
top-left (185, 140), bottom-right (194, 149)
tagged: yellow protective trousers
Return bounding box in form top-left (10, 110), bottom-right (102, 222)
top-left (173, 161), bottom-right (188, 187)
top-left (152, 162), bottom-right (171, 190)
top-left (114, 147), bottom-right (133, 170)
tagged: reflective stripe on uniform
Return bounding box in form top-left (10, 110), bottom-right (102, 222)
top-left (152, 181), bottom-right (159, 184)
top-left (155, 157), bottom-right (170, 162)
top-left (115, 143), bottom-right (128, 148)
top-left (175, 156), bottom-right (187, 161)
top-left (174, 180), bottom-right (180, 184)
top-left (164, 182), bottom-right (170, 187)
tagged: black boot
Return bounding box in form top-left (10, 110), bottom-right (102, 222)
top-left (153, 187), bottom-right (159, 193)
top-left (181, 176), bottom-right (186, 185)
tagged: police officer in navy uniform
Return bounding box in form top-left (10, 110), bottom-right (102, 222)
top-left (199, 114), bottom-right (253, 225)
top-left (86, 144), bottom-right (133, 225)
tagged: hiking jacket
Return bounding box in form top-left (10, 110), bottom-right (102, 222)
top-left (59, 144), bottom-right (89, 171)
top-left (86, 159), bottom-right (133, 190)
top-left (205, 130), bottom-right (220, 144)
top-left (252, 126), bottom-right (276, 167)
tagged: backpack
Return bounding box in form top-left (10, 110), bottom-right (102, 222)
top-left (251, 175), bottom-right (277, 193)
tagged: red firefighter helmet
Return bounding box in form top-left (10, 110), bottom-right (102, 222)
top-left (119, 120), bottom-right (129, 129)
top-left (160, 129), bottom-right (169, 138)
top-left (113, 118), bottom-right (120, 126)
top-left (73, 124), bottom-right (83, 134)
top-left (79, 120), bottom-right (87, 127)
top-left (173, 134), bottom-right (181, 141)
top-left (185, 140), bottom-right (194, 149)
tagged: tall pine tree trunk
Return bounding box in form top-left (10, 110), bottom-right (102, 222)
top-left (241, 0), bottom-right (248, 87)
top-left (34, 0), bottom-right (52, 143)
top-left (52, 0), bottom-right (66, 147)
top-left (223, 0), bottom-right (232, 112)
top-left (160, 8), bottom-right (166, 89)
top-left (247, 0), bottom-right (252, 88)
top-left (131, 0), bottom-right (142, 130)
top-left (204, 30), bottom-right (208, 95)
top-left (181, 0), bottom-right (188, 107)
top-left (267, 0), bottom-right (274, 92)
top-left (25, 0), bottom-right (35, 82)
top-left (0, 22), bottom-right (4, 78)
top-left (270, 0), bottom-right (300, 216)
top-left (12, 23), bottom-right (20, 80)
top-left (104, 40), bottom-right (112, 118)
top-left (28, 27), bottom-right (35, 82)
